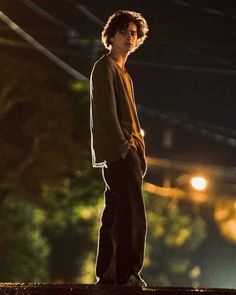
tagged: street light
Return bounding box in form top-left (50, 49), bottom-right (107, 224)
top-left (191, 176), bottom-right (207, 191)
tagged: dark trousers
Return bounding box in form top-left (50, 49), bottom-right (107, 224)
top-left (96, 148), bottom-right (146, 284)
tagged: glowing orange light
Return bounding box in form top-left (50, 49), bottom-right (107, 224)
top-left (191, 177), bottom-right (207, 191)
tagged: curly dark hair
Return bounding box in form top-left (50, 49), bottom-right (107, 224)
top-left (101, 10), bottom-right (149, 50)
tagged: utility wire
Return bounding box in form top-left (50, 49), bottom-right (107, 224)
top-left (0, 10), bottom-right (88, 82)
top-left (171, 0), bottom-right (236, 19)
top-left (72, 3), bottom-right (236, 72)
top-left (130, 59), bottom-right (236, 76)
top-left (2, 32), bottom-right (235, 76)
top-left (138, 105), bottom-right (236, 148)
top-left (0, 23), bottom-right (70, 35)
top-left (18, 0), bottom-right (235, 74)
top-left (20, 0), bottom-right (102, 48)
top-left (17, 1), bottom-right (233, 75)
top-left (148, 107), bottom-right (236, 138)
top-left (20, 0), bottom-right (73, 31)
top-left (0, 36), bottom-right (92, 58)
top-left (0, 36), bottom-right (31, 48)
top-left (67, 0), bottom-right (104, 27)
top-left (146, 156), bottom-right (236, 179)
top-left (157, 35), bottom-right (236, 69)
top-left (2, 32), bottom-right (235, 75)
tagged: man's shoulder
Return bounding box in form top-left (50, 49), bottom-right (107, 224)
top-left (93, 54), bottom-right (114, 72)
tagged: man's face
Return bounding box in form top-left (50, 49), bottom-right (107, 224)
top-left (110, 22), bottom-right (138, 53)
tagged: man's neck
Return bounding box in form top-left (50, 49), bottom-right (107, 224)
top-left (109, 49), bottom-right (129, 69)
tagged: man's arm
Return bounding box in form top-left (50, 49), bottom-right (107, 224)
top-left (91, 59), bottom-right (129, 163)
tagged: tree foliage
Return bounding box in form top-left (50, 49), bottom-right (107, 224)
top-left (0, 54), bottom-right (90, 202)
top-left (41, 169), bottom-right (103, 283)
top-left (0, 197), bottom-right (49, 282)
top-left (143, 192), bottom-right (207, 286)
top-left (0, 52), bottom-right (103, 282)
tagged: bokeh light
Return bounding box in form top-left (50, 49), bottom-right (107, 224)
top-left (191, 177), bottom-right (207, 191)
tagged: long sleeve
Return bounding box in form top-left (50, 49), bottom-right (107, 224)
top-left (90, 57), bottom-right (129, 167)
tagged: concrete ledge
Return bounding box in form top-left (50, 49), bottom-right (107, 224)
top-left (0, 284), bottom-right (235, 295)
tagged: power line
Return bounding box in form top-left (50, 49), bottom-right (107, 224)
top-left (71, 3), bottom-right (236, 73)
top-left (2, 31), bottom-right (235, 76)
top-left (20, 0), bottom-right (83, 45)
top-left (17, 1), bottom-right (236, 74)
top-left (157, 35), bottom-right (236, 69)
top-left (138, 105), bottom-right (236, 148)
top-left (20, 0), bottom-right (72, 31)
top-left (19, 0), bottom-right (102, 50)
top-left (146, 156), bottom-right (236, 179)
top-left (0, 32), bottom-right (236, 75)
top-left (171, 0), bottom-right (236, 19)
top-left (2, 30), bottom-right (234, 75)
top-left (0, 36), bottom-right (92, 58)
top-left (0, 23), bottom-right (71, 36)
top-left (0, 10), bottom-right (88, 82)
top-left (67, 1), bottom-right (104, 27)
top-left (130, 59), bottom-right (236, 76)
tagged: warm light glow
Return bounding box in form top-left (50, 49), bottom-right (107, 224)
top-left (215, 200), bottom-right (236, 243)
top-left (191, 176), bottom-right (207, 191)
top-left (141, 129), bottom-right (145, 137)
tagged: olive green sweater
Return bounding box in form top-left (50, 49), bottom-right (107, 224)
top-left (90, 54), bottom-right (145, 168)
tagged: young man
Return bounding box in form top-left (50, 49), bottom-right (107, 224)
top-left (90, 10), bottom-right (149, 286)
